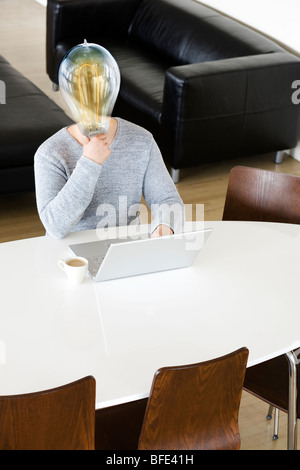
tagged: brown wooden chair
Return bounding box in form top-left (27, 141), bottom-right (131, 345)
top-left (138, 348), bottom-right (249, 450)
top-left (95, 348), bottom-right (249, 450)
top-left (223, 165), bottom-right (300, 224)
top-left (223, 165), bottom-right (300, 440)
top-left (0, 376), bottom-right (96, 450)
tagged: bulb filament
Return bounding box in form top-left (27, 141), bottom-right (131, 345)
top-left (78, 63), bottom-right (101, 131)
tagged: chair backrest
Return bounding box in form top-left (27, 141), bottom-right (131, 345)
top-left (138, 347), bottom-right (249, 450)
top-left (0, 376), bottom-right (95, 450)
top-left (222, 166), bottom-right (300, 223)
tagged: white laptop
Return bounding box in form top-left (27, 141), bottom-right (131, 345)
top-left (69, 228), bottom-right (212, 282)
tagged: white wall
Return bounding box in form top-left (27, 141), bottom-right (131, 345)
top-left (198, 0), bottom-right (300, 55)
top-left (34, 0), bottom-right (47, 6)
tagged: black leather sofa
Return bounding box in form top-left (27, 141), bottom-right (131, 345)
top-left (47, 0), bottom-right (300, 182)
top-left (0, 55), bottom-right (72, 194)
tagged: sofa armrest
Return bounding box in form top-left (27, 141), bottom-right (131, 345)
top-left (46, 0), bottom-right (140, 82)
top-left (161, 52), bottom-right (300, 168)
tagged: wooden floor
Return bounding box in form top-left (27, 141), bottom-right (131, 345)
top-left (1, 0), bottom-right (300, 450)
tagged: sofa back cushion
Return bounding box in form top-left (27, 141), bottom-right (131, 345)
top-left (128, 0), bottom-right (281, 65)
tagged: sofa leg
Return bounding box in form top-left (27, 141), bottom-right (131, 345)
top-left (171, 168), bottom-right (180, 183)
top-left (52, 82), bottom-right (59, 92)
top-left (274, 150), bottom-right (285, 164)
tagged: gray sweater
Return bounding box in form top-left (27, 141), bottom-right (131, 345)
top-left (34, 118), bottom-right (184, 239)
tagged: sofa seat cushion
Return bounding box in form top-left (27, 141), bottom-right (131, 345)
top-left (0, 55), bottom-right (73, 170)
top-left (105, 42), bottom-right (171, 124)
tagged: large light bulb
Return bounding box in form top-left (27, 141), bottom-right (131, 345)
top-left (58, 40), bottom-right (120, 137)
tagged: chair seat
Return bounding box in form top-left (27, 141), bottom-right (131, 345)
top-left (244, 352), bottom-right (300, 416)
top-left (244, 355), bottom-right (289, 412)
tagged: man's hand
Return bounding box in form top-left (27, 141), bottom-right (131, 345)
top-left (151, 224), bottom-right (174, 238)
top-left (82, 134), bottom-right (111, 165)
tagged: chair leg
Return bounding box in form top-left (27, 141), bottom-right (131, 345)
top-left (52, 82), bottom-right (59, 92)
top-left (274, 150), bottom-right (285, 164)
top-left (266, 405), bottom-right (273, 420)
top-left (266, 405), bottom-right (279, 439)
top-left (170, 168), bottom-right (180, 184)
top-left (273, 407), bottom-right (279, 440)
top-left (286, 350), bottom-right (298, 450)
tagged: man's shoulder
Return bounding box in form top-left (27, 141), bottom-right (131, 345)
top-left (116, 118), bottom-right (153, 145)
top-left (34, 127), bottom-right (73, 161)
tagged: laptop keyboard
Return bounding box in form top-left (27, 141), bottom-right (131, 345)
top-left (88, 255), bottom-right (105, 276)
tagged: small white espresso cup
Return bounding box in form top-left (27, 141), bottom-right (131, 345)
top-left (58, 257), bottom-right (88, 285)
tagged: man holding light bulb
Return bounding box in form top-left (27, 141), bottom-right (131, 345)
top-left (34, 42), bottom-right (184, 240)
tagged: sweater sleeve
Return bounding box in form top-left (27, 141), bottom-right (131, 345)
top-left (34, 151), bottom-right (102, 239)
top-left (142, 138), bottom-right (185, 234)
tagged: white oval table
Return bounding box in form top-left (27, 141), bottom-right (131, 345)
top-left (1, 221), bottom-right (300, 449)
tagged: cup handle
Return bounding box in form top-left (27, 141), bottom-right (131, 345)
top-left (58, 260), bottom-right (65, 270)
